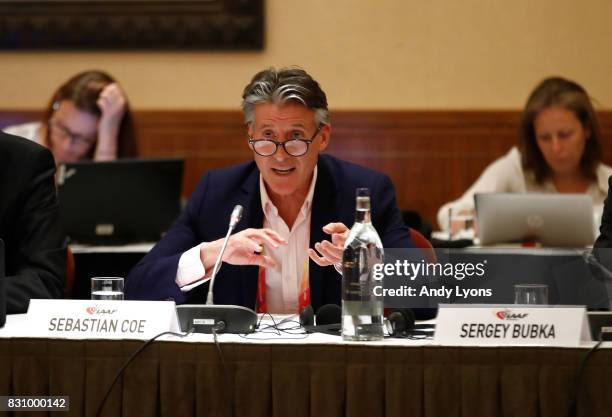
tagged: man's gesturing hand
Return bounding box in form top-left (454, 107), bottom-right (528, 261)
top-left (200, 228), bottom-right (287, 274)
top-left (309, 222), bottom-right (349, 267)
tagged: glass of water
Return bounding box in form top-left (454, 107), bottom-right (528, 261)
top-left (448, 207), bottom-right (476, 239)
top-left (514, 284), bottom-right (548, 305)
top-left (91, 277), bottom-right (124, 300)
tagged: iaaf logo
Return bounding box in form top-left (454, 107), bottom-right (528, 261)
top-left (495, 309), bottom-right (529, 320)
top-left (85, 306), bottom-right (118, 315)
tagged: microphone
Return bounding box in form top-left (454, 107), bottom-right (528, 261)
top-left (229, 204), bottom-right (243, 227)
top-left (299, 305), bottom-right (315, 326)
top-left (206, 205), bottom-right (243, 305)
top-left (176, 204), bottom-right (257, 334)
top-left (385, 308), bottom-right (435, 338)
top-left (317, 304), bottom-right (341, 326)
top-left (385, 308), bottom-right (415, 337)
top-left (299, 304), bottom-right (341, 335)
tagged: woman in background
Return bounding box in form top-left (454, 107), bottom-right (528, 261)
top-left (3, 70), bottom-right (137, 163)
top-left (437, 76), bottom-right (612, 232)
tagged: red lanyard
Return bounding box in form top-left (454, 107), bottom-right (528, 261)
top-left (256, 257), bottom-right (310, 314)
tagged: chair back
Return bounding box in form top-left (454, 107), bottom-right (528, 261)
top-left (410, 228), bottom-right (436, 263)
top-left (66, 247), bottom-right (75, 298)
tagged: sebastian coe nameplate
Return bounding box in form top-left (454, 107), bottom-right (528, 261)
top-left (26, 299), bottom-right (180, 340)
top-left (434, 304), bottom-right (591, 347)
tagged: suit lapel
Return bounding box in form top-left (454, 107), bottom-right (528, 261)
top-left (237, 168), bottom-right (264, 232)
top-left (236, 167), bottom-right (263, 308)
top-left (309, 156), bottom-right (341, 309)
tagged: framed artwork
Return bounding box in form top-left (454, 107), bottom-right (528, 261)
top-left (0, 0), bottom-right (264, 50)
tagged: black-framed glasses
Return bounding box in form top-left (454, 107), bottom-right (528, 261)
top-left (49, 119), bottom-right (96, 147)
top-left (248, 127), bottom-right (322, 157)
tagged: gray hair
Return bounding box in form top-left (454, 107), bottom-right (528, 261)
top-left (241, 67), bottom-right (329, 127)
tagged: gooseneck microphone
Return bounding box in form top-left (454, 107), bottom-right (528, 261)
top-left (175, 204), bottom-right (257, 334)
top-left (206, 205), bottom-right (243, 305)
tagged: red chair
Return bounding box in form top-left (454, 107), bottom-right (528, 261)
top-left (409, 228), bottom-right (439, 320)
top-left (65, 247), bottom-right (75, 298)
top-left (409, 228), bottom-right (436, 262)
top-left (384, 229), bottom-right (436, 318)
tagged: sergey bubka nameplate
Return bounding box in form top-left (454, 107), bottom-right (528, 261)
top-left (434, 304), bottom-right (591, 347)
top-left (26, 299), bottom-right (180, 340)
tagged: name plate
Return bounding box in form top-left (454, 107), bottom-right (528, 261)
top-left (26, 299), bottom-right (180, 340)
top-left (434, 304), bottom-right (591, 346)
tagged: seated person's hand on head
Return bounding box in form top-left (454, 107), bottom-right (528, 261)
top-left (97, 83), bottom-right (127, 124)
top-left (309, 222), bottom-right (349, 268)
top-left (200, 228), bottom-right (287, 274)
top-left (95, 83), bottom-right (127, 160)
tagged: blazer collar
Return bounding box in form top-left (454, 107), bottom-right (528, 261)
top-left (310, 155), bottom-right (339, 244)
top-left (239, 155), bottom-right (339, 232)
top-left (237, 164), bottom-right (264, 231)
top-left (309, 155), bottom-right (342, 309)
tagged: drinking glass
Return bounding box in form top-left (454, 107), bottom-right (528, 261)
top-left (91, 277), bottom-right (124, 300)
top-left (514, 284), bottom-right (548, 305)
top-left (448, 207), bottom-right (476, 239)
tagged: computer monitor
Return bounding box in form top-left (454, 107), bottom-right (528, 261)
top-left (0, 239), bottom-right (5, 328)
top-left (474, 193), bottom-right (595, 247)
top-left (57, 158), bottom-right (183, 244)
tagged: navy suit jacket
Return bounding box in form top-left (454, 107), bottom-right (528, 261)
top-left (125, 154), bottom-right (414, 311)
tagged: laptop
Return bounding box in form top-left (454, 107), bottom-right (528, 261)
top-left (57, 158), bottom-right (183, 244)
top-left (475, 193), bottom-right (595, 247)
top-left (0, 239), bottom-right (5, 327)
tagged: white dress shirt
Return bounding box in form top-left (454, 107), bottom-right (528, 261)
top-left (175, 167), bottom-right (318, 314)
top-left (3, 122), bottom-right (43, 144)
top-left (258, 167), bottom-right (317, 313)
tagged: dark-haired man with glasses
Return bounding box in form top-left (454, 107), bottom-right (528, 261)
top-left (126, 67), bottom-right (414, 313)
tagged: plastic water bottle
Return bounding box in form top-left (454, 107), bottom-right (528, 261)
top-left (341, 188), bottom-right (384, 341)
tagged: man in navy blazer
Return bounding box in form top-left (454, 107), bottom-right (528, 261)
top-left (125, 67), bottom-right (414, 313)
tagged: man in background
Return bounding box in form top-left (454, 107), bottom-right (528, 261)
top-left (0, 131), bottom-right (66, 313)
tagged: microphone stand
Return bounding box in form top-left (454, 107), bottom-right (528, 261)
top-left (175, 205), bottom-right (258, 334)
top-left (206, 205), bottom-right (242, 305)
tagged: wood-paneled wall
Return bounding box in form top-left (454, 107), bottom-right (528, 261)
top-left (3, 110), bottom-right (612, 228)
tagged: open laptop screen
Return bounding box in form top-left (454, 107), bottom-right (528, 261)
top-left (474, 193), bottom-right (595, 247)
top-left (57, 158), bottom-right (183, 245)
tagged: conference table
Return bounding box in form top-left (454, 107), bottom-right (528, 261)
top-left (0, 313), bottom-right (610, 417)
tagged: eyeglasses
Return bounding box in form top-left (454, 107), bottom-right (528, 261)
top-left (49, 119), bottom-right (96, 147)
top-left (248, 127), bottom-right (322, 157)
